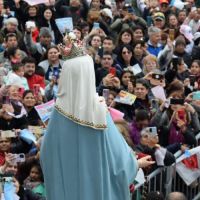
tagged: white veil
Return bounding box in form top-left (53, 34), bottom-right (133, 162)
top-left (55, 54), bottom-right (107, 130)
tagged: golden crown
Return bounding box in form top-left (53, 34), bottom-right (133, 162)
top-left (61, 32), bottom-right (85, 60)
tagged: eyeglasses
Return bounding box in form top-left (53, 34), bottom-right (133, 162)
top-left (122, 51), bottom-right (131, 55)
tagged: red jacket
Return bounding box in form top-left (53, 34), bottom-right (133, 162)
top-left (26, 74), bottom-right (45, 90)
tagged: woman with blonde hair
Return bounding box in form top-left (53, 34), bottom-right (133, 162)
top-left (142, 54), bottom-right (159, 75)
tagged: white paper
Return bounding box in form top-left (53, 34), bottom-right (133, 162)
top-left (23, 0), bottom-right (49, 6)
top-left (128, 64), bottom-right (142, 75)
top-left (135, 168), bottom-right (145, 185)
top-left (155, 147), bottom-right (167, 166)
top-left (151, 85), bottom-right (166, 101)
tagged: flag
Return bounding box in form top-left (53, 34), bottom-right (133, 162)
top-left (176, 146), bottom-right (200, 186)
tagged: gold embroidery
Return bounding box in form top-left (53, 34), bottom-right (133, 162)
top-left (55, 105), bottom-right (107, 130)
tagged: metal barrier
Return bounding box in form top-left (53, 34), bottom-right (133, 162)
top-left (133, 132), bottom-right (200, 200)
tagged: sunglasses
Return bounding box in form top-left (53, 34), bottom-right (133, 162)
top-left (122, 51), bottom-right (131, 55)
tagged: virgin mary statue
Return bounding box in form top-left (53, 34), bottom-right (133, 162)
top-left (40, 33), bottom-right (139, 200)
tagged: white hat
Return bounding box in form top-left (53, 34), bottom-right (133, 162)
top-left (180, 25), bottom-right (194, 42)
top-left (101, 8), bottom-right (113, 19)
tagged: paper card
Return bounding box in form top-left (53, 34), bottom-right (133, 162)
top-left (128, 64), bottom-right (142, 75)
top-left (135, 168), bottom-right (145, 185)
top-left (109, 108), bottom-right (124, 121)
top-left (23, 0), bottom-right (49, 6)
top-left (114, 90), bottom-right (137, 105)
top-left (151, 85), bottom-right (166, 101)
top-left (155, 147), bottom-right (167, 166)
top-left (20, 129), bottom-right (37, 144)
top-left (0, 130), bottom-right (16, 138)
top-left (55, 18), bottom-right (73, 34)
top-left (35, 100), bottom-right (55, 122)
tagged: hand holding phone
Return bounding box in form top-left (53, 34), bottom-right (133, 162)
top-left (33, 84), bottom-right (40, 96)
top-left (109, 67), bottom-right (116, 76)
top-left (2, 95), bottom-right (10, 104)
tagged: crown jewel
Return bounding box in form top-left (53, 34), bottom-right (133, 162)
top-left (60, 32), bottom-right (85, 60)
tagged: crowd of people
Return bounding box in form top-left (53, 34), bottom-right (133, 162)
top-left (0, 0), bottom-right (199, 199)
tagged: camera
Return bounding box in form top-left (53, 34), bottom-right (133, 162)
top-left (152, 74), bottom-right (164, 80)
top-left (170, 98), bottom-right (184, 105)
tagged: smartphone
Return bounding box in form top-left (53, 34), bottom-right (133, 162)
top-left (170, 98), bottom-right (184, 105)
top-left (109, 67), bottom-right (116, 76)
top-left (147, 16), bottom-right (152, 27)
top-left (2, 95), bottom-right (10, 104)
top-left (103, 89), bottom-right (109, 101)
top-left (148, 127), bottom-right (157, 135)
top-left (53, 70), bottom-right (59, 80)
top-left (18, 87), bottom-right (25, 96)
top-left (152, 74), bottom-right (164, 80)
top-left (189, 75), bottom-right (196, 86)
top-left (169, 29), bottom-right (175, 41)
top-left (193, 91), bottom-right (200, 100)
top-left (33, 84), bottom-right (40, 96)
top-left (172, 57), bottom-right (178, 71)
top-left (14, 153), bottom-right (25, 163)
top-left (177, 109), bottom-right (186, 121)
top-left (93, 22), bottom-right (100, 29)
top-left (151, 99), bottom-right (159, 110)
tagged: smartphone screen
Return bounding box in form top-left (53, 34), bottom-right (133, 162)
top-left (177, 110), bottom-right (186, 121)
top-left (103, 89), bottom-right (109, 101)
top-left (109, 67), bottom-right (116, 76)
top-left (33, 84), bottom-right (40, 96)
top-left (147, 16), bottom-right (152, 27)
top-left (148, 127), bottom-right (157, 135)
top-left (172, 57), bottom-right (178, 71)
top-left (93, 22), bottom-right (100, 29)
top-left (18, 87), bottom-right (25, 96)
top-left (189, 75), bottom-right (196, 86)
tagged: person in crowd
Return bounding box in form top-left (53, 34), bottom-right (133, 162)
top-left (38, 46), bottom-right (63, 80)
top-left (129, 109), bottom-right (150, 145)
top-left (0, 17), bottom-right (23, 45)
top-left (142, 54), bottom-right (159, 75)
top-left (166, 192), bottom-right (187, 200)
top-left (151, 80), bottom-right (199, 148)
top-left (95, 51), bottom-right (120, 86)
top-left (147, 26), bottom-right (163, 56)
top-left (22, 90), bottom-right (41, 126)
top-left (38, 6), bottom-right (63, 44)
top-left (135, 126), bottom-right (175, 168)
top-left (45, 74), bottom-right (59, 100)
top-left (55, 0), bottom-right (89, 25)
top-left (23, 57), bottom-right (45, 90)
top-left (4, 62), bottom-right (29, 90)
top-left (120, 70), bottom-right (134, 93)
top-left (2, 33), bottom-right (27, 59)
top-left (132, 26), bottom-right (145, 42)
top-left (152, 12), bottom-right (166, 30)
top-left (23, 163), bottom-right (46, 197)
top-left (24, 27), bottom-right (54, 63)
top-left (115, 44), bottom-right (136, 72)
